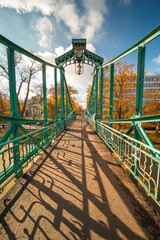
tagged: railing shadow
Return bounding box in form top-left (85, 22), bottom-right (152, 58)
top-left (0, 118), bottom-right (159, 239)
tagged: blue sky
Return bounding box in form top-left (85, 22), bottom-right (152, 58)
top-left (0, 0), bottom-right (160, 107)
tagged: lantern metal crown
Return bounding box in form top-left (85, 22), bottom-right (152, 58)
top-left (55, 39), bottom-right (103, 72)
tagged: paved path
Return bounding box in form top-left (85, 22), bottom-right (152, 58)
top-left (0, 118), bottom-right (160, 240)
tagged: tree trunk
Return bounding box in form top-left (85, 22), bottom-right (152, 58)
top-left (20, 73), bottom-right (32, 117)
top-left (17, 80), bottom-right (25, 114)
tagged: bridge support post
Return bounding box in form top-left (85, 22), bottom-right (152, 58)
top-left (54, 67), bottom-right (58, 136)
top-left (100, 67), bottom-right (103, 120)
top-left (7, 47), bottom-right (23, 178)
top-left (131, 46), bottom-right (146, 181)
top-left (60, 67), bottom-right (64, 120)
top-left (42, 63), bottom-right (49, 146)
top-left (94, 68), bottom-right (99, 119)
top-left (54, 67), bottom-right (58, 122)
top-left (109, 63), bottom-right (114, 127)
top-left (42, 64), bottom-right (47, 127)
top-left (89, 80), bottom-right (94, 116)
top-left (91, 77), bottom-right (95, 117)
top-left (135, 46), bottom-right (146, 118)
top-left (65, 83), bottom-right (68, 117)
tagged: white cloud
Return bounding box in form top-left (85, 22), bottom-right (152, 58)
top-left (86, 43), bottom-right (96, 53)
top-left (73, 93), bottom-right (87, 109)
top-left (0, 0), bottom-right (54, 15)
top-left (0, 0), bottom-right (107, 43)
top-left (153, 55), bottom-right (160, 65)
top-left (32, 17), bottom-right (53, 48)
top-left (36, 51), bottom-right (56, 65)
top-left (82, 0), bottom-right (107, 41)
top-left (55, 1), bottom-right (82, 36)
top-left (55, 44), bottom-right (73, 56)
top-left (55, 46), bottom-right (65, 57)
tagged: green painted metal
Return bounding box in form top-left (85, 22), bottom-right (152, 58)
top-left (63, 75), bottom-right (74, 114)
top-left (7, 47), bottom-right (23, 178)
top-left (0, 36), bottom-right (75, 193)
top-left (94, 68), bottom-right (99, 119)
top-left (125, 125), bottom-right (134, 135)
top-left (136, 124), bottom-right (154, 149)
top-left (89, 80), bottom-right (95, 116)
top-left (109, 64), bottom-right (114, 127)
top-left (55, 39), bottom-right (103, 68)
top-left (1, 27), bottom-right (160, 209)
top-left (85, 115), bottom-right (160, 207)
top-left (102, 24), bottom-right (160, 68)
top-left (0, 115), bottom-right (54, 123)
top-left (0, 125), bottom-right (14, 147)
top-left (90, 79), bottom-right (95, 116)
top-left (42, 64), bottom-right (47, 126)
top-left (65, 83), bottom-right (68, 117)
top-left (0, 35), bottom-right (57, 68)
top-left (60, 67), bottom-right (65, 120)
top-left (135, 47), bottom-right (146, 116)
top-left (102, 113), bottom-right (160, 123)
top-left (0, 114), bottom-right (75, 192)
top-left (72, 38), bottom-right (86, 49)
top-left (131, 46), bottom-right (146, 180)
top-left (54, 67), bottom-right (58, 121)
top-left (100, 67), bottom-right (103, 120)
top-left (86, 25), bottom-right (160, 208)
top-left (7, 48), bottom-right (19, 118)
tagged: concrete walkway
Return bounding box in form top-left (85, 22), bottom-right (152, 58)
top-left (0, 117), bottom-right (160, 240)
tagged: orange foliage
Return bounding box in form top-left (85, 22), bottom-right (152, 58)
top-left (47, 83), bottom-right (81, 119)
top-left (0, 93), bottom-right (10, 116)
top-left (86, 61), bottom-right (137, 123)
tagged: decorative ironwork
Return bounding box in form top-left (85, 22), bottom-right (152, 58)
top-left (55, 39), bottom-right (103, 68)
top-left (0, 34), bottom-right (76, 192)
top-left (85, 24), bottom-right (160, 208)
top-left (85, 114), bottom-right (160, 207)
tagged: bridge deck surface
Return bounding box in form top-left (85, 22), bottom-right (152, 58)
top-left (0, 117), bottom-right (160, 240)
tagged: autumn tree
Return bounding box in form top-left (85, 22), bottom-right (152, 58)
top-left (47, 83), bottom-right (61, 120)
top-left (0, 47), bottom-right (41, 117)
top-left (47, 84), bottom-right (80, 119)
top-left (67, 85), bottom-right (78, 112)
top-left (86, 61), bottom-right (137, 127)
top-left (143, 86), bottom-right (160, 132)
top-left (86, 84), bottom-right (92, 107)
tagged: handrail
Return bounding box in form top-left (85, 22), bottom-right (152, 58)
top-left (85, 114), bottom-right (160, 207)
top-left (0, 115), bottom-right (55, 123)
top-left (0, 114), bottom-right (76, 192)
top-left (101, 113), bottom-right (160, 124)
top-left (0, 34), bottom-right (76, 193)
top-left (98, 120), bottom-right (160, 157)
top-left (101, 24), bottom-right (160, 68)
top-left (0, 34), bottom-right (58, 68)
top-left (0, 121), bottom-right (57, 148)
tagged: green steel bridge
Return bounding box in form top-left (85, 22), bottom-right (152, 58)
top-left (0, 26), bottom-right (160, 239)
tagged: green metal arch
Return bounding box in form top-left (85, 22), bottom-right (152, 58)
top-left (55, 39), bottom-right (103, 68)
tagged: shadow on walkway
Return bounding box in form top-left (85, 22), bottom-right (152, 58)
top-left (0, 118), bottom-right (160, 240)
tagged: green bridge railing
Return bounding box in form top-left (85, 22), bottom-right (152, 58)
top-left (0, 35), bottom-right (76, 192)
top-left (1, 25), bottom-right (160, 210)
top-left (85, 25), bottom-right (160, 208)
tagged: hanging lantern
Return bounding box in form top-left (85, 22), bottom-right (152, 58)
top-left (75, 61), bottom-right (83, 75)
